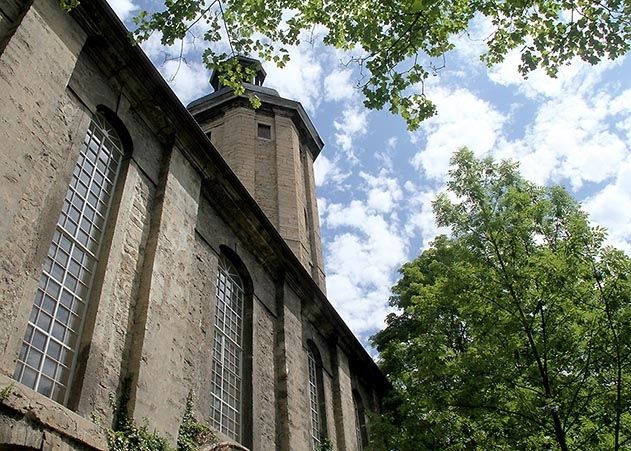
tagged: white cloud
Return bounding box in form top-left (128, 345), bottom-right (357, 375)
top-left (318, 167), bottom-right (409, 339)
top-left (494, 87), bottom-right (630, 188)
top-left (139, 33), bottom-right (166, 61)
top-left (489, 49), bottom-right (624, 100)
top-left (360, 170), bottom-right (403, 214)
top-left (450, 14), bottom-right (494, 62)
top-left (584, 158), bottom-right (631, 254)
top-left (610, 89), bottom-right (631, 142)
top-left (314, 155), bottom-right (333, 187)
top-left (322, 199), bottom-right (408, 337)
top-left (326, 272), bottom-right (394, 340)
top-left (373, 140), bottom-right (397, 172)
top-left (410, 87), bottom-right (506, 180)
top-left (314, 154), bottom-right (350, 187)
top-left (317, 197), bottom-right (327, 227)
top-left (409, 56), bottom-right (630, 191)
top-left (139, 33), bottom-right (213, 105)
top-left (161, 60), bottom-right (211, 105)
top-left (334, 106), bottom-right (368, 156)
top-left (108, 0), bottom-right (138, 21)
top-left (263, 46), bottom-right (323, 113)
top-left (324, 69), bottom-right (355, 102)
top-left (401, 182), bottom-right (448, 248)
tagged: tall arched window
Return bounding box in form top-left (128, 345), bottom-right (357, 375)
top-left (210, 254), bottom-right (245, 441)
top-left (307, 342), bottom-right (326, 449)
top-left (13, 112), bottom-right (126, 404)
top-left (353, 390), bottom-right (368, 450)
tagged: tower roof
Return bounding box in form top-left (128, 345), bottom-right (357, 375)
top-left (188, 58), bottom-right (324, 159)
top-left (210, 55), bottom-right (267, 92)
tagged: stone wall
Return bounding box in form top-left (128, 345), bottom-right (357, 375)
top-left (0, 1), bottom-right (385, 450)
top-left (0, 0), bottom-right (88, 377)
top-left (129, 146), bottom-right (201, 440)
top-left (0, 0), bottom-right (32, 53)
top-left (198, 103), bottom-right (327, 295)
top-left (0, 373), bottom-right (105, 451)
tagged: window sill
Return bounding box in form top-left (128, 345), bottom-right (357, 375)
top-left (0, 372), bottom-right (107, 450)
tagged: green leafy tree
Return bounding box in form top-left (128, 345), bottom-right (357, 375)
top-left (123, 0), bottom-right (628, 129)
top-left (370, 149), bottom-right (631, 450)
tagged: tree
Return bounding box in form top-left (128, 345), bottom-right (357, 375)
top-left (370, 149), bottom-right (631, 450)
top-left (61, 0), bottom-right (631, 129)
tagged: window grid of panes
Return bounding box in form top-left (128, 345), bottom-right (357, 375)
top-left (210, 256), bottom-right (244, 440)
top-left (354, 393), bottom-right (365, 451)
top-left (308, 348), bottom-right (321, 449)
top-left (14, 113), bottom-right (124, 404)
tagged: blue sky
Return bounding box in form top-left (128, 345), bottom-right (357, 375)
top-left (108, 0), bottom-right (631, 350)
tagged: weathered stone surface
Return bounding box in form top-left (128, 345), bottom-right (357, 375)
top-left (192, 99), bottom-right (328, 294)
top-left (0, 373), bottom-right (106, 450)
top-left (199, 442), bottom-right (249, 451)
top-left (131, 146), bottom-right (202, 440)
top-left (279, 287), bottom-right (311, 450)
top-left (0, 2), bottom-right (386, 451)
top-left (332, 345), bottom-right (357, 450)
top-left (0, 0), bottom-right (88, 372)
top-left (251, 299), bottom-right (276, 451)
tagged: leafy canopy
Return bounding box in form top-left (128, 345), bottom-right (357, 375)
top-left (371, 149), bottom-right (631, 450)
top-left (87, 0), bottom-right (631, 129)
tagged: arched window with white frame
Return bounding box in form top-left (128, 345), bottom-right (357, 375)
top-left (13, 111), bottom-right (127, 404)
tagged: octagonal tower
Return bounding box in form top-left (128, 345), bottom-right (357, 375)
top-left (187, 56), bottom-right (326, 292)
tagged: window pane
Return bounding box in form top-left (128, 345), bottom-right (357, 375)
top-left (308, 348), bottom-right (322, 448)
top-left (354, 392), bottom-right (367, 450)
top-left (14, 113), bottom-right (124, 404)
top-left (257, 123), bottom-right (271, 139)
top-left (210, 256), bottom-right (244, 441)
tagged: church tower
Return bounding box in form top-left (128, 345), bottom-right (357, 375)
top-left (188, 56), bottom-right (327, 292)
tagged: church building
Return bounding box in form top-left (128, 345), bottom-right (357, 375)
top-left (0, 0), bottom-right (386, 450)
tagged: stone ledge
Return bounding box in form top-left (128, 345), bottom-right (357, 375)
top-left (200, 441), bottom-right (250, 451)
top-left (0, 372), bottom-right (107, 450)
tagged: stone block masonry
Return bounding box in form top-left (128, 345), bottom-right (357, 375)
top-left (0, 1), bottom-right (387, 450)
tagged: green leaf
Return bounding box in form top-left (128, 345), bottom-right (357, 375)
top-left (60, 0), bottom-right (631, 133)
top-left (372, 149), bottom-right (631, 449)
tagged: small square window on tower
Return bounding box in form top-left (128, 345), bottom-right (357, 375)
top-left (257, 123), bottom-right (272, 140)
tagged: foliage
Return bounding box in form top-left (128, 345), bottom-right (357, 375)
top-left (58, 0), bottom-right (79, 12)
top-left (105, 390), bottom-right (217, 451)
top-left (315, 437), bottom-right (334, 451)
top-left (177, 392), bottom-right (219, 451)
top-left (371, 148), bottom-right (631, 450)
top-left (106, 418), bottom-right (174, 451)
top-left (112, 0), bottom-right (628, 129)
top-left (0, 384), bottom-right (14, 402)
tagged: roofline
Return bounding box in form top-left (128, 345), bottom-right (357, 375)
top-left (188, 86), bottom-right (325, 159)
top-left (68, 0), bottom-right (386, 389)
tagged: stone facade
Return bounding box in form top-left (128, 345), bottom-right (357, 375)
top-left (0, 1), bottom-right (386, 450)
top-left (188, 78), bottom-right (327, 293)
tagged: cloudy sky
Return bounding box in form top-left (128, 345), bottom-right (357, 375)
top-left (108, 0), bottom-right (631, 351)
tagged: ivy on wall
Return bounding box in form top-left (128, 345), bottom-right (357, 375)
top-left (105, 391), bottom-right (218, 451)
top-left (0, 384), bottom-right (14, 402)
top-left (315, 438), bottom-right (333, 451)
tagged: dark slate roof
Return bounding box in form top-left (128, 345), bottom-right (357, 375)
top-left (187, 84), bottom-right (324, 159)
top-left (187, 83), bottom-right (280, 109)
